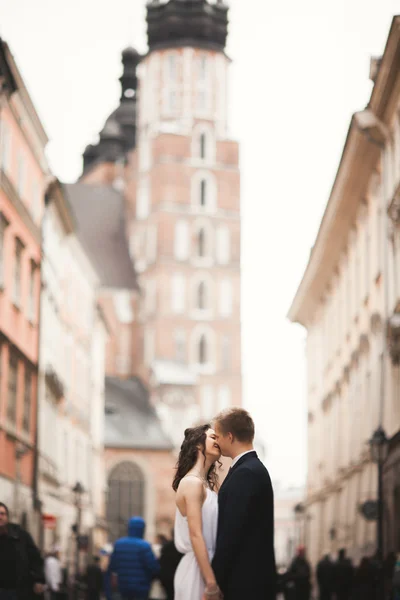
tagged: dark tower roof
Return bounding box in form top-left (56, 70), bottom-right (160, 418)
top-left (82, 47), bottom-right (141, 174)
top-left (146, 0), bottom-right (229, 53)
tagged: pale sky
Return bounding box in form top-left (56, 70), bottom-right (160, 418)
top-left (0, 0), bottom-right (398, 487)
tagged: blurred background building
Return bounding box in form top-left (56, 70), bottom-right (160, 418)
top-left (289, 16), bottom-right (400, 566)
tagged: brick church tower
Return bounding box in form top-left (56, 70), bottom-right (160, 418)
top-left (81, 0), bottom-right (242, 450)
top-left (130, 0), bottom-right (242, 446)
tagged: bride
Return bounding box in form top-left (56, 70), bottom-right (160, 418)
top-left (173, 424), bottom-right (222, 600)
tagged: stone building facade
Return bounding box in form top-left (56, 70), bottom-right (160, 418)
top-left (288, 17), bottom-right (400, 565)
top-left (0, 38), bottom-right (48, 535)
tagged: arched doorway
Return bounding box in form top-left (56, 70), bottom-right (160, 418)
top-left (107, 462), bottom-right (145, 542)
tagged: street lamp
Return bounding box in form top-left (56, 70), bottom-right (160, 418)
top-left (369, 424), bottom-right (389, 596)
top-left (72, 482), bottom-right (85, 600)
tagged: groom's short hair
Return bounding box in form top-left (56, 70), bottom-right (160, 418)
top-left (214, 407), bottom-right (255, 443)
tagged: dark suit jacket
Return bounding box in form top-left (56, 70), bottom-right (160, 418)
top-left (212, 451), bottom-right (276, 600)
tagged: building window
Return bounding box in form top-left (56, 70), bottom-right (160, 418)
top-left (171, 273), bottom-right (186, 314)
top-left (219, 279), bottom-right (233, 317)
top-left (199, 334), bottom-right (207, 364)
top-left (23, 368), bottom-right (32, 433)
top-left (17, 153), bottom-right (26, 199)
top-left (107, 462), bottom-right (145, 542)
top-left (200, 179), bottom-right (207, 207)
top-left (174, 329), bottom-right (186, 363)
top-left (197, 280), bottom-right (208, 310)
top-left (192, 172), bottom-right (216, 212)
top-left (13, 238), bottom-right (24, 307)
top-left (1, 121), bottom-right (11, 172)
top-left (221, 335), bottom-right (231, 371)
top-left (174, 220), bottom-right (189, 260)
top-left (136, 179), bottom-right (150, 220)
top-left (200, 133), bottom-right (206, 160)
top-left (28, 260), bottom-right (37, 322)
top-left (0, 213), bottom-right (9, 287)
top-left (217, 385), bottom-right (231, 412)
top-left (7, 352), bottom-right (18, 424)
top-left (216, 226), bottom-right (230, 264)
top-left (198, 228), bottom-right (206, 257)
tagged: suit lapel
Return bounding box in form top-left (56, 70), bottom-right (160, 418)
top-left (219, 451), bottom-right (258, 494)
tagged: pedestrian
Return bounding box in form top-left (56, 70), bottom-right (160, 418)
top-left (107, 516), bottom-right (159, 600)
top-left (316, 552), bottom-right (334, 600)
top-left (383, 551), bottom-right (396, 600)
top-left (352, 557), bottom-right (375, 600)
top-left (287, 546), bottom-right (311, 600)
top-left (0, 502), bottom-right (46, 600)
top-left (84, 557), bottom-right (103, 600)
top-left (158, 533), bottom-right (183, 600)
top-left (393, 554), bottom-right (400, 600)
top-left (44, 548), bottom-right (62, 600)
top-left (333, 548), bottom-right (354, 600)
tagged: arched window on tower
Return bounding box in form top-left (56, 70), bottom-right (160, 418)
top-left (200, 133), bottom-right (206, 160)
top-left (198, 228), bottom-right (205, 257)
top-left (199, 334), bottom-right (207, 364)
top-left (200, 179), bottom-right (207, 207)
top-left (197, 280), bottom-right (207, 310)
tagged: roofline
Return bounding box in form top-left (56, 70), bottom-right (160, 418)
top-left (287, 16), bottom-right (400, 327)
top-left (0, 39), bottom-right (48, 145)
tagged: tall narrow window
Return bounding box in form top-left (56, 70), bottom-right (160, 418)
top-left (23, 368), bottom-right (32, 433)
top-left (216, 226), bottom-right (230, 264)
top-left (200, 179), bottom-right (207, 207)
top-left (200, 133), bottom-right (206, 160)
top-left (199, 334), bottom-right (207, 364)
top-left (13, 238), bottom-right (24, 307)
top-left (197, 281), bottom-right (207, 310)
top-left (219, 279), bottom-right (233, 317)
top-left (7, 352), bottom-right (18, 424)
top-left (17, 153), bottom-right (26, 199)
top-left (0, 213), bottom-right (9, 287)
top-left (171, 274), bottom-right (186, 314)
top-left (174, 221), bottom-right (189, 260)
top-left (198, 228), bottom-right (206, 257)
top-left (28, 260), bottom-right (37, 322)
top-left (174, 329), bottom-right (186, 363)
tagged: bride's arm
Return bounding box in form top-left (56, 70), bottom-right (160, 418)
top-left (182, 478), bottom-right (218, 594)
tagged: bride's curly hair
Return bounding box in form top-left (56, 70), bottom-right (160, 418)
top-left (172, 424), bottom-right (221, 492)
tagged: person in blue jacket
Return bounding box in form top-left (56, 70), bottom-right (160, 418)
top-left (108, 517), bottom-right (159, 600)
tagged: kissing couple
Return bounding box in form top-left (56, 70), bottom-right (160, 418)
top-left (173, 407), bottom-right (276, 600)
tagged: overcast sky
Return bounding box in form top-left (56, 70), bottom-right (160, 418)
top-left (0, 0), bottom-right (398, 488)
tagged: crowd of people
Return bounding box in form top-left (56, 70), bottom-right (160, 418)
top-left (278, 546), bottom-right (400, 600)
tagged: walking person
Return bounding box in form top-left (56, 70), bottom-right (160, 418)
top-left (316, 553), bottom-right (334, 600)
top-left (287, 546), bottom-right (311, 600)
top-left (44, 548), bottom-right (62, 600)
top-left (212, 408), bottom-right (276, 600)
top-left (333, 549), bottom-right (354, 600)
top-left (352, 557), bottom-right (375, 600)
top-left (0, 502), bottom-right (46, 600)
top-left (107, 516), bottom-right (159, 600)
top-left (84, 557), bottom-right (103, 600)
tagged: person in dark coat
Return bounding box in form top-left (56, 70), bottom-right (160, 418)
top-left (0, 502), bottom-right (45, 600)
top-left (352, 557), bottom-right (375, 600)
top-left (316, 553), bottom-right (334, 600)
top-left (212, 408), bottom-right (276, 600)
top-left (84, 557), bottom-right (103, 600)
top-left (333, 549), bottom-right (354, 600)
top-left (288, 546), bottom-right (311, 600)
top-left (158, 534), bottom-right (182, 600)
top-left (107, 517), bottom-right (159, 600)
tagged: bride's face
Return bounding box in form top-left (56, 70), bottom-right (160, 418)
top-left (203, 428), bottom-right (221, 462)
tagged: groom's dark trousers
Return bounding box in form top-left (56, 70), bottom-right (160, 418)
top-left (212, 451), bottom-right (276, 600)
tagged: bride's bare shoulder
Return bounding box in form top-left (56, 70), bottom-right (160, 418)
top-left (178, 475), bottom-right (205, 497)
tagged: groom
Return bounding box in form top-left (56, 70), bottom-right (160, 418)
top-left (210, 408), bottom-right (276, 600)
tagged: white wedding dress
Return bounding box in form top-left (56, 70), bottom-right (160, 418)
top-left (174, 486), bottom-right (219, 600)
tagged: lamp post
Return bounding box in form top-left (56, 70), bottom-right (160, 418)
top-left (72, 482), bottom-right (84, 600)
top-left (369, 425), bottom-right (389, 598)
